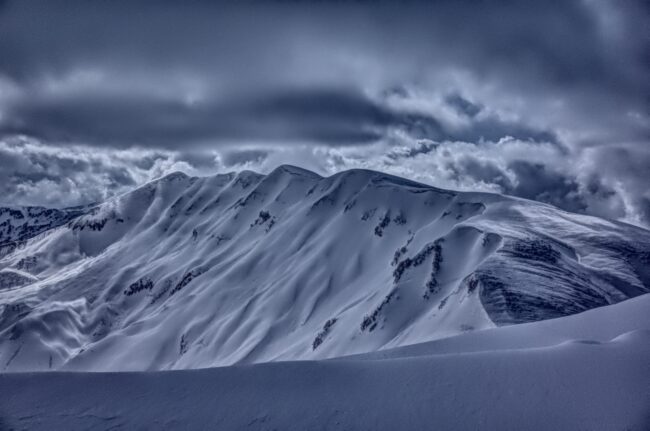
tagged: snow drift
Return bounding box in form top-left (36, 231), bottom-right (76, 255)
top-left (1, 293), bottom-right (649, 430)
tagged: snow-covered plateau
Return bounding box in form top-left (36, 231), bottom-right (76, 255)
top-left (0, 165), bottom-right (648, 429)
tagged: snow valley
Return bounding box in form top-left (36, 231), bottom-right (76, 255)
top-left (1, 165), bottom-right (649, 430)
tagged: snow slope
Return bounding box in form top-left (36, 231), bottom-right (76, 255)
top-left (1, 293), bottom-right (648, 431)
top-left (0, 205), bottom-right (89, 258)
top-left (0, 165), bottom-right (649, 371)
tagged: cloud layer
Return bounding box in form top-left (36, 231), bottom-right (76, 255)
top-left (0, 0), bottom-right (648, 226)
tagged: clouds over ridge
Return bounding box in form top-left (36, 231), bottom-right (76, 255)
top-left (0, 0), bottom-right (647, 226)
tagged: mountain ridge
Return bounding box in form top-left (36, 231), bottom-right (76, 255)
top-left (0, 164), bottom-right (648, 371)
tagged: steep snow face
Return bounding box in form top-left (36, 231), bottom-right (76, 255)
top-left (0, 165), bottom-right (649, 371)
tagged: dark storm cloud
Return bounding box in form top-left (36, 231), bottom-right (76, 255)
top-left (1, 88), bottom-right (391, 146)
top-left (453, 155), bottom-right (639, 223)
top-left (452, 158), bottom-right (511, 191)
top-left (221, 149), bottom-right (268, 167)
top-left (505, 161), bottom-right (587, 214)
top-left (588, 145), bottom-right (650, 225)
top-left (455, 117), bottom-right (561, 148)
top-left (440, 153), bottom-right (589, 215)
top-left (0, 0), bottom-right (647, 226)
top-left (0, 0), bottom-right (647, 147)
top-left (445, 94), bottom-right (482, 119)
top-left (0, 83), bottom-right (561, 148)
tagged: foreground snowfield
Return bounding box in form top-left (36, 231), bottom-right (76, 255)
top-left (1, 293), bottom-right (649, 430)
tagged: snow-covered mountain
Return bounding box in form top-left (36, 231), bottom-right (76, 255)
top-left (1, 165), bottom-right (649, 372)
top-left (0, 205), bottom-right (89, 257)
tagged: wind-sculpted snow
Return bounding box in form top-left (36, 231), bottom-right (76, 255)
top-left (1, 294), bottom-right (649, 431)
top-left (0, 165), bottom-right (649, 371)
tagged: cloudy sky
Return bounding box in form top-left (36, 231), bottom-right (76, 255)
top-left (0, 0), bottom-right (648, 226)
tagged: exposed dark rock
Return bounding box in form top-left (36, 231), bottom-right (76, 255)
top-left (312, 318), bottom-right (338, 350)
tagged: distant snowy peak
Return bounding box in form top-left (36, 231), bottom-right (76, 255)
top-left (0, 165), bottom-right (649, 371)
top-left (0, 205), bottom-right (91, 255)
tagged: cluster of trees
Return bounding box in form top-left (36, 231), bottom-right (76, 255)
top-left (123, 277), bottom-right (154, 296)
top-left (391, 234), bottom-right (414, 266)
top-left (361, 208), bottom-right (377, 221)
top-left (343, 199), bottom-right (357, 212)
top-left (361, 290), bottom-right (397, 332)
top-left (0, 208), bottom-right (24, 219)
top-left (169, 268), bottom-right (205, 296)
top-left (179, 334), bottom-right (189, 355)
top-left (392, 239), bottom-right (444, 284)
top-left (423, 240), bottom-right (445, 299)
top-left (70, 209), bottom-right (124, 232)
top-left (311, 185), bottom-right (340, 209)
top-left (72, 218), bottom-right (109, 231)
top-left (251, 210), bottom-right (271, 227)
top-left (312, 318), bottom-right (338, 350)
top-left (16, 256), bottom-right (37, 271)
top-left (466, 275), bottom-right (479, 294)
top-left (505, 238), bottom-right (561, 265)
top-left (392, 211), bottom-right (407, 225)
top-left (235, 190), bottom-right (262, 209)
top-left (250, 210), bottom-right (276, 233)
top-left (374, 211), bottom-right (392, 237)
top-left (0, 206), bottom-right (84, 244)
top-left (150, 279), bottom-right (173, 305)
